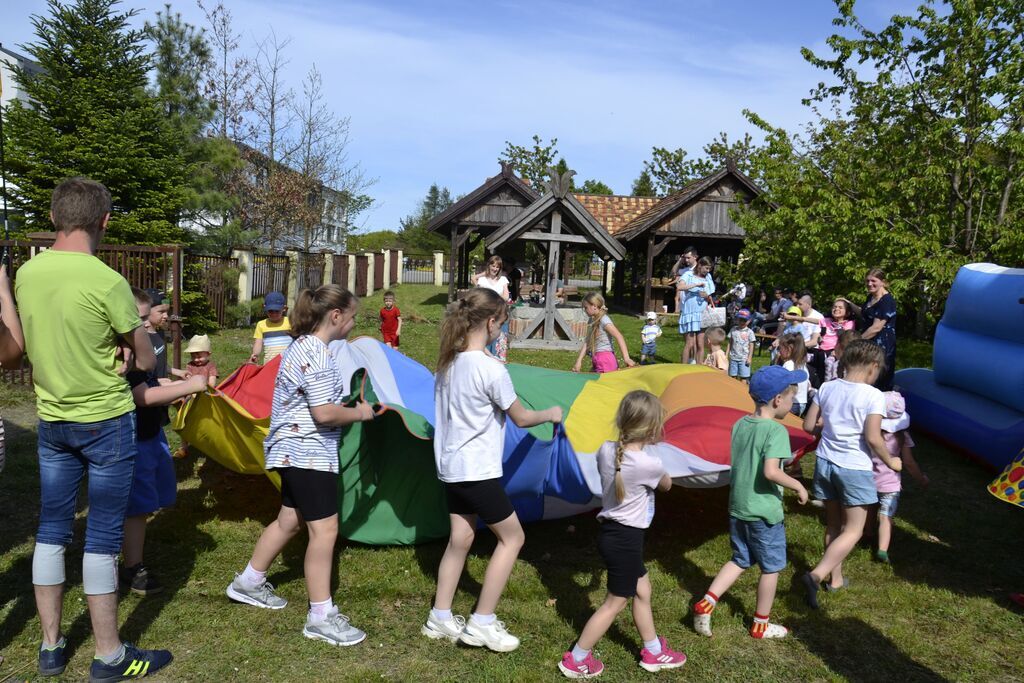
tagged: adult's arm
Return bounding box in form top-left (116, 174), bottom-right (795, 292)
top-left (861, 317), bottom-right (887, 340)
top-left (0, 264), bottom-right (24, 367)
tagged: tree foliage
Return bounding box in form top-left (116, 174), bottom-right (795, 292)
top-left (3, 0), bottom-right (190, 244)
top-left (579, 179), bottom-right (614, 195)
top-left (736, 0), bottom-right (1024, 328)
top-left (630, 169), bottom-right (657, 197)
top-left (397, 183), bottom-right (454, 252)
top-left (642, 133), bottom-right (759, 195)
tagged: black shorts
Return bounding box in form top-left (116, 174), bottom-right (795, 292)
top-left (445, 478), bottom-right (515, 525)
top-left (274, 467), bottom-right (338, 522)
top-left (597, 520), bottom-right (648, 598)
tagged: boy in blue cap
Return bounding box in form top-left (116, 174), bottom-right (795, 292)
top-left (692, 365), bottom-right (809, 639)
top-left (249, 291), bottom-right (291, 364)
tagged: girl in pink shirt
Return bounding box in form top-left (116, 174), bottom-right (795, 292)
top-left (819, 299), bottom-right (857, 354)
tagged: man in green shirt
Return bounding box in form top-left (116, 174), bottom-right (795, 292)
top-left (691, 365), bottom-right (809, 640)
top-left (16, 177), bottom-right (172, 680)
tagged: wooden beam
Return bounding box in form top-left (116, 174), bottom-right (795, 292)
top-left (543, 210), bottom-right (562, 340)
top-left (447, 228), bottom-right (458, 302)
top-left (652, 235), bottom-right (675, 258)
top-left (644, 233), bottom-right (655, 315)
top-left (519, 231), bottom-right (590, 244)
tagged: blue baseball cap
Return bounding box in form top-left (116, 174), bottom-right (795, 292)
top-left (736, 308), bottom-right (751, 320)
top-left (749, 365), bottom-right (808, 404)
top-left (264, 291), bottom-right (286, 311)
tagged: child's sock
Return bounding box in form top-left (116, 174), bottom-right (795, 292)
top-left (240, 562), bottom-right (266, 588)
top-left (431, 607), bottom-right (452, 622)
top-left (694, 591), bottom-right (719, 614)
top-left (570, 643), bottom-right (590, 663)
top-left (470, 612), bottom-right (496, 626)
top-left (308, 598), bottom-right (333, 622)
top-left (750, 613), bottom-right (770, 638)
top-left (643, 636), bottom-right (662, 655)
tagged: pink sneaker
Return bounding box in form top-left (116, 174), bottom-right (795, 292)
top-left (639, 637), bottom-right (686, 672)
top-left (558, 651), bottom-right (604, 679)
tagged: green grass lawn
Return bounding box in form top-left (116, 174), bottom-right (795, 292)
top-left (0, 284), bottom-right (1018, 681)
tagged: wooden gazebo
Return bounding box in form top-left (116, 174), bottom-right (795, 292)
top-left (426, 162), bottom-right (540, 302)
top-left (611, 162), bottom-right (763, 313)
top-left (486, 168), bottom-right (626, 349)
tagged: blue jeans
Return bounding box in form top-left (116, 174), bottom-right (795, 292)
top-left (37, 412), bottom-right (137, 555)
top-left (729, 517), bottom-right (787, 573)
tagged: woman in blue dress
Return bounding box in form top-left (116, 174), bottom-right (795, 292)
top-left (853, 267), bottom-right (897, 390)
top-left (677, 257), bottom-right (714, 364)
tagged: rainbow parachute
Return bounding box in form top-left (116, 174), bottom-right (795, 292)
top-left (174, 337), bottom-right (815, 545)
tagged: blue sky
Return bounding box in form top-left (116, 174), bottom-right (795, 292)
top-left (2, 0), bottom-right (912, 232)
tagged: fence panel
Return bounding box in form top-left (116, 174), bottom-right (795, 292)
top-left (297, 252), bottom-right (326, 291)
top-left (251, 253), bottom-right (290, 300)
top-left (186, 253), bottom-right (239, 327)
top-left (332, 254), bottom-right (350, 288)
top-left (373, 252), bottom-right (384, 290)
top-left (389, 249), bottom-right (399, 283)
top-left (354, 254), bottom-right (368, 296)
top-left (402, 252), bottom-right (435, 284)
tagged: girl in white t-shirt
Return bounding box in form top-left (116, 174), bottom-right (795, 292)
top-left (798, 340), bottom-right (903, 609)
top-left (775, 333), bottom-right (809, 416)
top-left (558, 391), bottom-right (685, 678)
top-left (226, 285), bottom-right (376, 646)
top-left (471, 255), bottom-right (511, 362)
top-left (423, 287), bottom-right (562, 652)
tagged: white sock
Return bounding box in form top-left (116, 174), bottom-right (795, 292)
top-left (240, 562), bottom-right (266, 587)
top-left (431, 607), bottom-right (452, 622)
top-left (644, 636), bottom-right (662, 655)
top-left (571, 643), bottom-right (590, 663)
top-left (309, 598), bottom-right (333, 622)
top-left (471, 612), bottom-right (496, 625)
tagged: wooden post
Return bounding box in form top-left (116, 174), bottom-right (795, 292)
top-left (171, 246), bottom-right (182, 370)
top-left (644, 233), bottom-right (655, 314)
top-left (543, 210), bottom-right (562, 340)
top-left (447, 228), bottom-right (458, 302)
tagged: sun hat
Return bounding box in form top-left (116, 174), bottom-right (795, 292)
top-left (787, 305), bottom-right (802, 316)
top-left (646, 311), bottom-right (658, 321)
top-left (185, 334), bottom-right (211, 354)
top-left (264, 291), bottom-right (286, 311)
top-left (749, 365), bottom-right (808, 404)
top-left (880, 391), bottom-right (910, 432)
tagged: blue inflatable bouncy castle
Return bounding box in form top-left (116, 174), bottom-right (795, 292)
top-left (895, 263), bottom-right (1024, 470)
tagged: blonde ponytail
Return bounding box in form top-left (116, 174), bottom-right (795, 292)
top-left (582, 292), bottom-right (607, 351)
top-left (436, 288), bottom-right (507, 378)
top-left (614, 441), bottom-right (627, 502)
top-left (612, 390), bottom-right (666, 502)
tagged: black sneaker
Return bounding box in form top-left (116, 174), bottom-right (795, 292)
top-left (120, 564), bottom-right (163, 596)
top-left (89, 642), bottom-right (172, 682)
top-left (38, 637), bottom-right (67, 676)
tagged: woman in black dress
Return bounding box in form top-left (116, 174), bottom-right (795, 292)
top-left (852, 267), bottom-right (898, 390)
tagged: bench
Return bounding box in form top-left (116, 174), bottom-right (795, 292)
top-left (754, 332), bottom-right (776, 356)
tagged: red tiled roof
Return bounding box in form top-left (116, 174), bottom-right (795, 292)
top-left (571, 194), bottom-right (662, 235)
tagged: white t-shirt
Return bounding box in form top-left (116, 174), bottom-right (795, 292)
top-left (434, 350), bottom-right (518, 483)
top-left (476, 275), bottom-right (509, 298)
top-left (812, 379), bottom-right (886, 471)
top-left (595, 441), bottom-right (666, 529)
top-left (264, 335), bottom-right (345, 473)
top-left (801, 309), bottom-right (823, 344)
top-left (783, 360), bottom-right (809, 405)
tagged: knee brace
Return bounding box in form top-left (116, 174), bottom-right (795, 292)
top-left (32, 543), bottom-right (67, 586)
top-left (82, 553), bottom-right (118, 595)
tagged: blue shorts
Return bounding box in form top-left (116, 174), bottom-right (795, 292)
top-left (641, 342), bottom-right (657, 356)
top-left (729, 358), bottom-right (751, 378)
top-left (878, 491), bottom-right (900, 517)
top-left (729, 517), bottom-right (787, 573)
top-left (812, 457), bottom-right (878, 507)
top-left (126, 431), bottom-right (176, 517)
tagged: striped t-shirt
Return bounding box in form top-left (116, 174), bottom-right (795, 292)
top-left (254, 316), bottom-right (292, 362)
top-left (264, 335), bottom-right (345, 473)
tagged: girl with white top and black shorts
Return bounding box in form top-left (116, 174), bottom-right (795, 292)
top-left (421, 287), bottom-right (562, 652)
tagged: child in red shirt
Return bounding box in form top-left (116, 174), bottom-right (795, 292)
top-left (380, 290), bottom-right (402, 347)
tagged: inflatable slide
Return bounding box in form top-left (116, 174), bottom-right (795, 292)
top-left (175, 337), bottom-right (816, 544)
top-left (895, 263), bottom-right (1024, 471)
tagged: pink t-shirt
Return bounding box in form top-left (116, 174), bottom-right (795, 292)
top-left (595, 441), bottom-right (666, 529)
top-left (872, 430), bottom-right (916, 493)
top-left (819, 318), bottom-right (855, 352)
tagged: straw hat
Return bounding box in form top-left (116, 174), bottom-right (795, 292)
top-left (185, 334), bottom-right (212, 353)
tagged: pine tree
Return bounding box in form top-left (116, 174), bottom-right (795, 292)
top-left (630, 169), bottom-right (657, 197)
top-left (3, 0), bottom-right (191, 244)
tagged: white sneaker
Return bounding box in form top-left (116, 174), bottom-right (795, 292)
top-left (752, 622), bottom-right (789, 639)
top-left (459, 618), bottom-right (520, 652)
top-left (421, 612), bottom-right (466, 642)
top-left (693, 612), bottom-right (713, 637)
top-left (302, 608), bottom-right (367, 647)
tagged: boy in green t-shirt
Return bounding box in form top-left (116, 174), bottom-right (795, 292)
top-left (692, 365), bottom-right (809, 639)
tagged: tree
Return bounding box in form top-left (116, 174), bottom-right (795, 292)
top-left (347, 230), bottom-right (400, 252)
top-left (3, 0), bottom-right (190, 243)
top-left (198, 0), bottom-right (252, 141)
top-left (397, 183), bottom-right (454, 252)
top-left (630, 170), bottom-right (657, 197)
top-left (579, 179), bottom-right (614, 195)
top-left (500, 135), bottom-right (560, 189)
top-left (736, 0), bottom-right (1024, 328)
top-left (642, 133), bottom-right (760, 195)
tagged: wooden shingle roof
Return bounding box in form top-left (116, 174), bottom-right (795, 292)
top-left (571, 194), bottom-right (661, 235)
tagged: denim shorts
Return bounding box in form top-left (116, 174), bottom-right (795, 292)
top-left (641, 342), bottom-right (657, 356)
top-left (728, 358), bottom-right (751, 378)
top-left (812, 457), bottom-right (879, 507)
top-left (729, 517), bottom-right (787, 573)
top-left (37, 412), bottom-right (137, 555)
top-left (126, 431), bottom-right (176, 517)
top-left (878, 491), bottom-right (900, 517)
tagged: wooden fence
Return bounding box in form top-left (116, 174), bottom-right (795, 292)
top-left (251, 252), bottom-right (291, 301)
top-left (185, 253), bottom-right (239, 327)
top-left (297, 252), bottom-right (326, 290)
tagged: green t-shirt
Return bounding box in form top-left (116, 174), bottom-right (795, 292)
top-left (729, 415), bottom-right (792, 524)
top-left (16, 249), bottom-right (141, 422)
